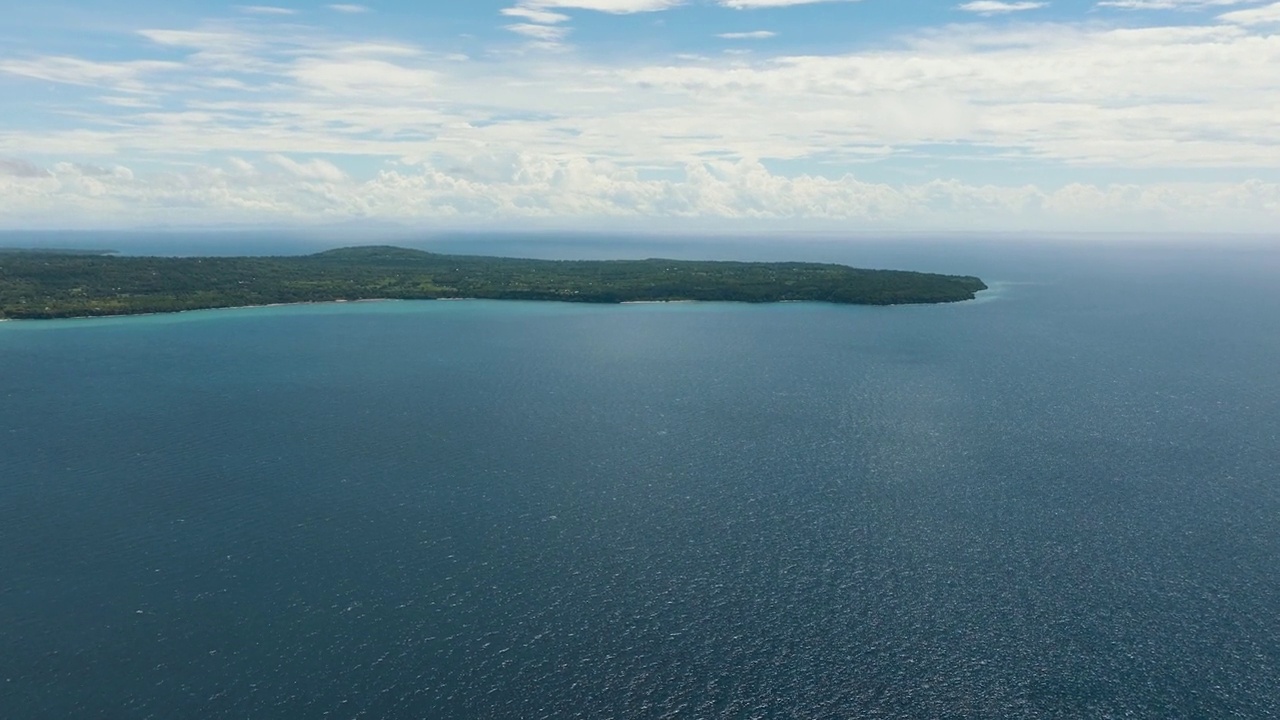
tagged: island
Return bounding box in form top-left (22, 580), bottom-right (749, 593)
top-left (0, 245), bottom-right (987, 320)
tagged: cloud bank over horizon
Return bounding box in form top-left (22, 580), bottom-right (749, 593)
top-left (1, 0), bottom-right (1278, 232)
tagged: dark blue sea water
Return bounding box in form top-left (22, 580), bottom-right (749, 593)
top-left (2, 238), bottom-right (1279, 719)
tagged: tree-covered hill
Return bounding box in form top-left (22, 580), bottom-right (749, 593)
top-left (0, 246), bottom-right (987, 319)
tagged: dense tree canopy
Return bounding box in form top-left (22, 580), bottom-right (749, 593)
top-left (0, 246), bottom-right (987, 319)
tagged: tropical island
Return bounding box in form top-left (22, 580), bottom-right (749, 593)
top-left (0, 245), bottom-right (986, 320)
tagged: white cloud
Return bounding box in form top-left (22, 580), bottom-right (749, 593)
top-left (1096, 0), bottom-right (1256, 9)
top-left (10, 19), bottom-right (1280, 171)
top-left (717, 30), bottom-right (777, 39)
top-left (137, 27), bottom-right (275, 73)
top-left (97, 95), bottom-right (161, 108)
top-left (0, 56), bottom-right (183, 93)
top-left (500, 0), bottom-right (675, 47)
top-left (718, 0), bottom-right (863, 8)
top-left (237, 5), bottom-right (297, 15)
top-left (228, 157), bottom-right (256, 174)
top-left (501, 6), bottom-right (571, 23)
top-left (0, 158), bottom-right (51, 178)
top-left (1, 154), bottom-right (1277, 231)
top-left (9, 19), bottom-right (1280, 171)
top-left (517, 0), bottom-right (682, 12)
top-left (505, 23), bottom-right (572, 41)
top-left (957, 1), bottom-right (1048, 15)
top-left (138, 28), bottom-right (255, 49)
top-left (266, 154), bottom-right (347, 182)
top-left (6, 8), bottom-right (1280, 230)
top-left (288, 58), bottom-right (436, 95)
top-left (327, 4), bottom-right (370, 12)
top-left (1218, 1), bottom-right (1280, 24)
top-left (329, 42), bottom-right (423, 57)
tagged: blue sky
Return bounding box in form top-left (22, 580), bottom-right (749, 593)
top-left (1, 0), bottom-right (1278, 231)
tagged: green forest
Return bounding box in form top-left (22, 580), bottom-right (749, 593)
top-left (0, 245), bottom-right (987, 319)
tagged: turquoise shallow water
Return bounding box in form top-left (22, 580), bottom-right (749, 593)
top-left (2, 239), bottom-right (1279, 718)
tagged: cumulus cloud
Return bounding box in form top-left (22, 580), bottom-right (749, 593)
top-left (1, 154), bottom-right (1276, 231)
top-left (8, 18), bottom-right (1280, 173)
top-left (266, 155), bottom-right (347, 182)
top-left (5, 4), bottom-right (1280, 230)
top-left (0, 158), bottom-right (51, 178)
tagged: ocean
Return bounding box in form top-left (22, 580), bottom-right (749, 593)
top-left (1, 236), bottom-right (1278, 718)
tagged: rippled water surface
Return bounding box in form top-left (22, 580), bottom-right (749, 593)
top-left (2, 239), bottom-right (1278, 718)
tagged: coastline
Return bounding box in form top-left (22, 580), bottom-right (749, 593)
top-left (0, 298), bottom-right (402, 323)
top-left (2, 296), bottom-right (630, 322)
top-left (0, 292), bottom-right (990, 324)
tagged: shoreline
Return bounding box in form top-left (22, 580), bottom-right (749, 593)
top-left (1, 290), bottom-right (987, 323)
top-left (0, 298), bottom-right (403, 323)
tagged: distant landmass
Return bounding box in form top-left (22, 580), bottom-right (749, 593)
top-left (0, 245), bottom-right (987, 319)
top-left (0, 247), bottom-right (119, 256)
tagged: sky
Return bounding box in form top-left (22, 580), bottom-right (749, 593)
top-left (1, 0), bottom-right (1278, 232)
